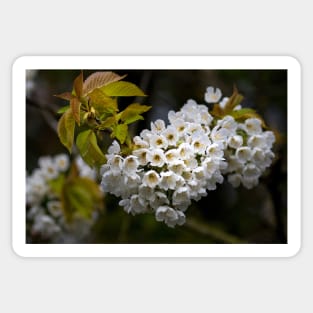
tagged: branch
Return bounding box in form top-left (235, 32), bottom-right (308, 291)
top-left (27, 97), bottom-right (58, 133)
top-left (185, 218), bottom-right (246, 244)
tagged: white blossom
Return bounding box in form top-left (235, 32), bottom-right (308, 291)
top-left (54, 154), bottom-right (70, 172)
top-left (100, 85), bottom-right (275, 227)
top-left (108, 140), bottom-right (121, 154)
top-left (132, 148), bottom-right (150, 166)
top-left (149, 134), bottom-right (168, 150)
top-left (155, 206), bottom-right (185, 228)
top-left (147, 148), bottom-right (166, 167)
top-left (162, 126), bottom-right (178, 146)
top-left (123, 156), bottom-right (139, 177)
top-left (142, 170), bottom-right (160, 188)
top-left (228, 135), bottom-right (243, 149)
top-left (205, 86), bottom-right (222, 103)
top-left (244, 118), bottom-right (262, 135)
top-left (151, 119), bottom-right (166, 133)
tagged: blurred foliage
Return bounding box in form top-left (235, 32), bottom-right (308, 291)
top-left (26, 69), bottom-right (287, 244)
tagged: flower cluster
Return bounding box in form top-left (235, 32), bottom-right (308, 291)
top-left (26, 154), bottom-right (98, 243)
top-left (221, 117), bottom-right (275, 189)
top-left (100, 86), bottom-right (276, 228)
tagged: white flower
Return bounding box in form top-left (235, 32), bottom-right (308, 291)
top-left (101, 172), bottom-right (123, 196)
top-left (47, 200), bottom-right (63, 217)
top-left (123, 175), bottom-right (141, 196)
top-left (263, 150), bottom-right (275, 167)
top-left (108, 155), bottom-right (124, 175)
top-left (186, 123), bottom-right (204, 135)
top-left (205, 86), bottom-right (222, 103)
top-left (228, 135), bottom-right (243, 149)
top-left (138, 184), bottom-right (156, 201)
top-left (168, 160), bottom-right (186, 175)
top-left (242, 163), bottom-right (261, 178)
top-left (177, 142), bottom-right (193, 160)
top-left (168, 110), bottom-right (184, 124)
top-left (172, 187), bottom-right (191, 211)
top-left (210, 127), bottom-right (230, 147)
top-left (219, 97), bottom-right (229, 109)
top-left (133, 136), bottom-right (149, 149)
top-left (182, 170), bottom-right (193, 182)
top-left (76, 156), bottom-right (97, 180)
top-left (165, 149), bottom-right (179, 164)
top-left (150, 191), bottom-right (169, 209)
top-left (235, 147), bottom-right (252, 163)
top-left (228, 173), bottom-right (242, 187)
top-left (129, 194), bottom-right (147, 215)
top-left (162, 126), bottom-right (178, 146)
top-left (155, 206), bottom-right (185, 228)
top-left (132, 148), bottom-right (150, 166)
top-left (54, 154), bottom-right (69, 172)
top-left (38, 156), bottom-right (59, 179)
top-left (184, 156), bottom-right (198, 170)
top-left (108, 140), bottom-right (121, 154)
top-left (149, 134), bottom-right (168, 149)
top-left (244, 118), bottom-right (262, 135)
top-left (151, 119), bottom-right (166, 133)
top-left (247, 135), bottom-right (266, 149)
top-left (251, 148), bottom-right (265, 165)
top-left (147, 148), bottom-right (166, 167)
top-left (218, 116), bottom-right (237, 134)
top-left (142, 170), bottom-right (160, 188)
top-left (139, 129), bottom-right (152, 142)
top-left (123, 156), bottom-right (139, 177)
top-left (181, 99), bottom-right (201, 122)
top-left (206, 143), bottom-right (224, 158)
top-left (32, 214), bottom-right (61, 238)
top-left (191, 133), bottom-right (210, 154)
top-left (193, 166), bottom-right (206, 181)
top-left (159, 171), bottom-right (180, 190)
top-left (119, 199), bottom-right (131, 213)
top-left (202, 157), bottom-right (220, 177)
top-left (225, 155), bottom-right (244, 172)
top-left (263, 131), bottom-right (276, 149)
top-left (172, 118), bottom-right (188, 135)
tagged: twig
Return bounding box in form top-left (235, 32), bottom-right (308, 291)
top-left (185, 218), bottom-right (246, 244)
top-left (27, 97), bottom-right (58, 133)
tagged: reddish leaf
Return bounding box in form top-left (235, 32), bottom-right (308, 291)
top-left (83, 71), bottom-right (126, 95)
top-left (54, 92), bottom-right (74, 101)
top-left (74, 71), bottom-right (83, 98)
top-left (70, 97), bottom-right (81, 125)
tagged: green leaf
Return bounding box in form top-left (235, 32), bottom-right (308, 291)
top-left (61, 176), bottom-right (104, 220)
top-left (57, 105), bottom-right (70, 114)
top-left (48, 174), bottom-right (65, 196)
top-left (83, 71), bottom-right (127, 95)
top-left (74, 177), bottom-right (103, 208)
top-left (67, 183), bottom-right (94, 219)
top-left (98, 116), bottom-right (117, 130)
top-left (88, 88), bottom-right (118, 114)
top-left (112, 123), bottom-right (128, 144)
top-left (230, 108), bottom-right (266, 127)
top-left (70, 97), bottom-right (81, 125)
top-left (101, 81), bottom-right (146, 97)
top-left (120, 103), bottom-right (151, 124)
top-left (76, 129), bottom-right (106, 167)
top-left (57, 109), bottom-right (75, 153)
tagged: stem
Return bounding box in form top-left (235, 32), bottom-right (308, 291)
top-left (185, 218), bottom-right (246, 244)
